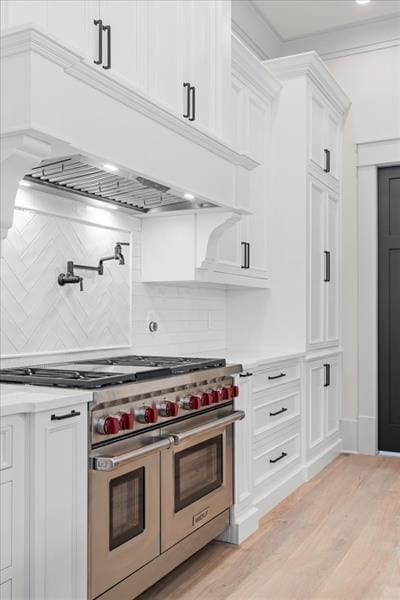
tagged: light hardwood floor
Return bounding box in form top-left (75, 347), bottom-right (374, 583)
top-left (139, 454), bottom-right (400, 600)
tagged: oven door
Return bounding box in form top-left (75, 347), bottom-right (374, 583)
top-left (89, 436), bottom-right (171, 600)
top-left (161, 409), bottom-right (244, 552)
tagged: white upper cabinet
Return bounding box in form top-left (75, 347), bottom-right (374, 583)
top-left (307, 176), bottom-right (339, 351)
top-left (309, 84), bottom-right (341, 187)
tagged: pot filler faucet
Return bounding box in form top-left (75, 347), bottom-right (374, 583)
top-left (58, 242), bottom-right (129, 291)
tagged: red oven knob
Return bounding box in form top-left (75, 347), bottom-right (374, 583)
top-left (97, 415), bottom-right (120, 435)
top-left (158, 401), bottom-right (179, 417)
top-left (135, 406), bottom-right (158, 424)
top-left (201, 392), bottom-right (213, 406)
top-left (119, 412), bottom-right (134, 430)
top-left (211, 389), bottom-right (222, 403)
top-left (230, 385), bottom-right (239, 398)
top-left (181, 395), bottom-right (201, 410)
top-left (221, 386), bottom-right (231, 400)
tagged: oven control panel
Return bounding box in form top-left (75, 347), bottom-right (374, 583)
top-left (91, 378), bottom-right (239, 445)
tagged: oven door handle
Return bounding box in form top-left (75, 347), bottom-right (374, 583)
top-left (91, 436), bottom-right (174, 471)
top-left (169, 410), bottom-right (245, 445)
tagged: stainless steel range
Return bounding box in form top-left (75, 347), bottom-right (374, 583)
top-left (0, 355), bottom-right (244, 599)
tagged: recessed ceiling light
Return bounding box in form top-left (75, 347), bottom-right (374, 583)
top-left (356, 1), bottom-right (370, 4)
top-left (103, 163), bottom-right (119, 173)
top-left (19, 180), bottom-right (31, 187)
top-left (183, 192), bottom-right (195, 200)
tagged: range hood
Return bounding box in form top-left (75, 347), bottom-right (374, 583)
top-left (23, 155), bottom-right (218, 214)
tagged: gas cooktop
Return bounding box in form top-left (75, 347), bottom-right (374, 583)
top-left (0, 355), bottom-right (226, 389)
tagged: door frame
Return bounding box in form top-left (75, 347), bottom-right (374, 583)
top-left (357, 138), bottom-right (400, 455)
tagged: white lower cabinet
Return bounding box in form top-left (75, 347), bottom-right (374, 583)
top-left (29, 403), bottom-right (88, 600)
top-left (305, 353), bottom-right (341, 470)
top-left (0, 415), bottom-right (26, 600)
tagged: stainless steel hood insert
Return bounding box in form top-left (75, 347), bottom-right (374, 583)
top-left (24, 155), bottom-right (217, 214)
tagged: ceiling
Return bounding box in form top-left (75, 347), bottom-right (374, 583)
top-left (251, 0), bottom-right (400, 40)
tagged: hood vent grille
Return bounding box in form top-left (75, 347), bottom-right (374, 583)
top-left (24, 155), bottom-right (217, 214)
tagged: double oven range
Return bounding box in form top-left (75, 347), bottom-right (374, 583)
top-left (0, 355), bottom-right (243, 599)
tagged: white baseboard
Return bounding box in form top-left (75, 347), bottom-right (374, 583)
top-left (218, 506), bottom-right (260, 545)
top-left (358, 415), bottom-right (377, 455)
top-left (304, 438), bottom-right (342, 480)
top-left (340, 418), bottom-right (358, 453)
top-left (254, 467), bottom-right (306, 518)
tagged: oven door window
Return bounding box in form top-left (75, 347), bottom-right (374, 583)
top-left (109, 467), bottom-right (145, 550)
top-left (174, 435), bottom-right (223, 512)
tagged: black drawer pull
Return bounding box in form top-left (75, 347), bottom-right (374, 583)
top-left (183, 82), bottom-right (190, 118)
top-left (270, 452), bottom-right (287, 464)
top-left (324, 250), bottom-right (331, 282)
top-left (239, 372), bottom-right (253, 378)
top-left (189, 85), bottom-right (195, 121)
top-left (51, 410), bottom-right (81, 421)
top-left (270, 407), bottom-right (288, 417)
top-left (102, 24), bottom-right (111, 70)
top-left (268, 372), bottom-right (286, 380)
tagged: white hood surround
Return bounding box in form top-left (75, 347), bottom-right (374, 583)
top-left (0, 25), bottom-right (261, 240)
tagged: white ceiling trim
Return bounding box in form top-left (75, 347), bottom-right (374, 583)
top-left (232, 1), bottom-right (400, 61)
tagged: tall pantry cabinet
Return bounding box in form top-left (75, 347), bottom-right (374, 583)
top-left (266, 52), bottom-right (351, 472)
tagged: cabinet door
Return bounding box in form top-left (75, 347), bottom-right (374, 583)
top-left (1, 0), bottom-right (47, 29)
top-left (0, 415), bottom-right (26, 600)
top-left (99, 0), bottom-right (143, 88)
top-left (309, 87), bottom-right (325, 171)
top-left (244, 165), bottom-right (268, 277)
top-left (30, 405), bottom-right (87, 600)
top-left (184, 0), bottom-right (216, 133)
top-left (325, 191), bottom-right (340, 345)
top-left (325, 357), bottom-right (340, 439)
top-left (307, 178), bottom-right (326, 349)
top-left (47, 0), bottom-right (90, 56)
top-left (146, 0), bottom-right (184, 115)
top-left (324, 108), bottom-right (341, 182)
top-left (307, 362), bottom-right (325, 454)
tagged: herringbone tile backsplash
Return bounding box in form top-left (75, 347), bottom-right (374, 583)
top-left (1, 208), bottom-right (131, 357)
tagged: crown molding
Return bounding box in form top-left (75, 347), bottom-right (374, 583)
top-left (232, 34), bottom-right (282, 101)
top-left (265, 51), bottom-right (351, 115)
top-left (0, 25), bottom-right (259, 171)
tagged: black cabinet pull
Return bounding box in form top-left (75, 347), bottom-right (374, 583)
top-left (270, 452), bottom-right (287, 464)
top-left (51, 409), bottom-right (81, 421)
top-left (268, 372), bottom-right (286, 380)
top-left (269, 407), bottom-right (288, 417)
top-left (324, 148), bottom-right (331, 173)
top-left (189, 85), bottom-right (195, 121)
top-left (239, 372), bottom-right (253, 378)
top-left (324, 250), bottom-right (331, 282)
top-left (93, 19), bottom-right (103, 65)
top-left (324, 363), bottom-right (331, 387)
top-left (183, 82), bottom-right (190, 118)
top-left (102, 24), bottom-right (111, 69)
top-left (241, 242), bottom-right (250, 269)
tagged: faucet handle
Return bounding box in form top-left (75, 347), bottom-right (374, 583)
top-left (116, 241), bottom-right (130, 246)
top-left (79, 277), bottom-right (84, 292)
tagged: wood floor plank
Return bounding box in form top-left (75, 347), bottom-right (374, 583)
top-left (138, 455), bottom-right (400, 600)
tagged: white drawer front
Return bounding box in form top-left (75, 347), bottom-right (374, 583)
top-left (0, 426), bottom-right (12, 471)
top-left (252, 362), bottom-right (300, 393)
top-left (253, 431), bottom-right (301, 489)
top-left (253, 387), bottom-right (300, 439)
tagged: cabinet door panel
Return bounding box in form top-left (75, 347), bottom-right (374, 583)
top-left (310, 90), bottom-right (325, 170)
top-left (3, 0), bottom-right (47, 28)
top-left (245, 165), bottom-right (268, 276)
top-left (325, 109), bottom-right (340, 181)
top-left (47, 0), bottom-right (89, 55)
top-left (147, 0), bottom-right (184, 114)
top-left (186, 0), bottom-right (216, 132)
top-left (326, 192), bottom-right (339, 344)
top-left (99, 0), bottom-right (141, 88)
top-left (325, 358), bottom-right (340, 439)
top-left (308, 363), bottom-right (324, 451)
top-left (307, 179), bottom-right (325, 348)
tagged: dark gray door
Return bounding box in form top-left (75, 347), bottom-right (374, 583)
top-left (378, 166), bottom-right (400, 452)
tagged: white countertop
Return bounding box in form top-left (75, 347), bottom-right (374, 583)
top-left (0, 384), bottom-right (93, 417)
top-left (223, 350), bottom-right (305, 371)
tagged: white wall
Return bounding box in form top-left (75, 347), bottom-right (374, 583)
top-left (0, 187), bottom-right (226, 366)
top-left (326, 45), bottom-right (400, 451)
